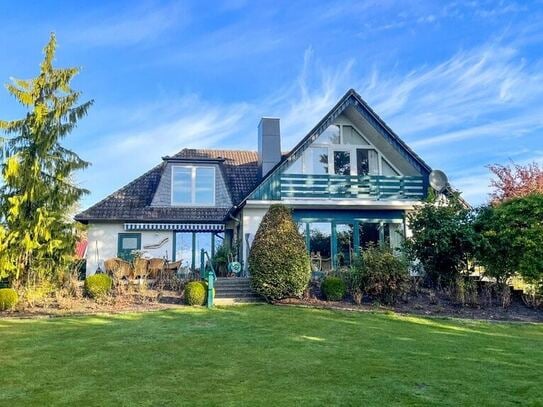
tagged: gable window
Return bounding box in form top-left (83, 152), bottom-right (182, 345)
top-left (343, 125), bottom-right (370, 145)
top-left (285, 122), bottom-right (404, 177)
top-left (172, 166), bottom-right (215, 205)
top-left (315, 125), bottom-right (340, 144)
top-left (356, 149), bottom-right (379, 175)
top-left (304, 147), bottom-right (329, 174)
top-left (333, 151), bottom-right (351, 175)
top-left (382, 158), bottom-right (399, 176)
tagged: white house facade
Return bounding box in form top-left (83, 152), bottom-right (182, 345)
top-left (76, 89), bottom-right (435, 275)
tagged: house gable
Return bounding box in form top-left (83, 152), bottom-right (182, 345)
top-left (245, 89), bottom-right (431, 202)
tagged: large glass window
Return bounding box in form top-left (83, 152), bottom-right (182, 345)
top-left (336, 224), bottom-right (354, 267)
top-left (356, 149), bottom-right (379, 175)
top-left (343, 125), bottom-right (370, 145)
top-left (175, 231), bottom-right (224, 270)
top-left (359, 223), bottom-right (380, 250)
top-left (195, 167), bottom-right (215, 204)
top-left (309, 222), bottom-right (332, 271)
top-left (333, 151), bottom-right (351, 175)
top-left (285, 156), bottom-right (303, 174)
top-left (172, 167), bottom-right (192, 204)
top-left (382, 158), bottom-right (399, 176)
top-left (315, 125), bottom-right (340, 144)
top-left (304, 147), bottom-right (329, 174)
top-left (172, 166), bottom-right (215, 205)
top-left (194, 233), bottom-right (213, 271)
top-left (175, 232), bottom-right (193, 269)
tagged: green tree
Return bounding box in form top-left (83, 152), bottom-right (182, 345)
top-left (403, 194), bottom-right (477, 288)
top-left (474, 193), bottom-right (543, 288)
top-left (248, 204), bottom-right (311, 301)
top-left (0, 33), bottom-right (92, 284)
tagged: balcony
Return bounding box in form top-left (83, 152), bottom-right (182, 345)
top-left (250, 173), bottom-right (425, 201)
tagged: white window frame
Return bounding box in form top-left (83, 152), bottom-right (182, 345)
top-left (293, 123), bottom-right (403, 176)
top-left (171, 165), bottom-right (216, 206)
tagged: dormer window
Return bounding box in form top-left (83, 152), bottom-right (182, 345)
top-left (172, 166), bottom-right (215, 205)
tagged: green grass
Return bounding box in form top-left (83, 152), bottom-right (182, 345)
top-left (1, 305), bottom-right (542, 406)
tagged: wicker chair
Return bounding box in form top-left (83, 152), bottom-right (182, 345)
top-left (133, 258), bottom-right (149, 279)
top-left (104, 258), bottom-right (132, 280)
top-left (147, 258), bottom-right (165, 279)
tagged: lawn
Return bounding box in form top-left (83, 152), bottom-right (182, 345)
top-left (1, 305), bottom-right (542, 406)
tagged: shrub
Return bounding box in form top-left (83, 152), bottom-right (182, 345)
top-left (475, 193), bottom-right (543, 287)
top-left (248, 204), bottom-right (311, 301)
top-left (84, 274), bottom-right (113, 299)
top-left (0, 288), bottom-right (19, 311)
top-left (185, 281), bottom-right (206, 306)
top-left (321, 277), bottom-right (346, 301)
top-left (404, 194), bottom-right (477, 288)
top-left (354, 245), bottom-right (409, 305)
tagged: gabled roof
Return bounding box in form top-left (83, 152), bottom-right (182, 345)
top-left (75, 149), bottom-right (260, 223)
top-left (242, 88), bottom-right (432, 203)
top-left (76, 89), bottom-right (435, 223)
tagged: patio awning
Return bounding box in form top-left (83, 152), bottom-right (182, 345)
top-left (124, 223), bottom-right (224, 232)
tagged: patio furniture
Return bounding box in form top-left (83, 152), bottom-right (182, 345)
top-left (147, 258), bottom-right (166, 279)
top-left (104, 258), bottom-right (132, 280)
top-left (133, 258), bottom-right (149, 279)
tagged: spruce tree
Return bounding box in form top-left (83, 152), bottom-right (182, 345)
top-left (0, 33), bottom-right (92, 284)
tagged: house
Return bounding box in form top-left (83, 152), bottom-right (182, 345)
top-left (75, 89), bottom-right (435, 276)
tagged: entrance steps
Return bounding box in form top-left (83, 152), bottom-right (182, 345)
top-left (213, 277), bottom-right (262, 304)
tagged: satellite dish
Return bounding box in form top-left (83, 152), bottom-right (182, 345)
top-left (429, 170), bottom-right (449, 192)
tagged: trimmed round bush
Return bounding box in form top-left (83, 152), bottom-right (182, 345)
top-left (321, 277), bottom-right (346, 301)
top-left (249, 204), bottom-right (311, 301)
top-left (0, 288), bottom-right (19, 311)
top-left (185, 281), bottom-right (206, 306)
top-left (84, 274), bottom-right (113, 299)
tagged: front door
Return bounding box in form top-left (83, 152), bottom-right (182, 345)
top-left (117, 233), bottom-right (141, 261)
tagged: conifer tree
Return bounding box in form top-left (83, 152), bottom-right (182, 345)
top-left (0, 33), bottom-right (92, 283)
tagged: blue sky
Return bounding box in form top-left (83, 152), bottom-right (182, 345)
top-left (1, 0), bottom-right (543, 208)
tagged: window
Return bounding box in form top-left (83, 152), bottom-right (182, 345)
top-left (304, 147), bottom-right (329, 174)
top-left (172, 166), bottom-right (215, 205)
top-left (175, 232), bottom-right (193, 269)
top-left (309, 222), bottom-right (332, 271)
top-left (315, 125), bottom-right (340, 144)
top-left (336, 224), bottom-right (354, 266)
top-left (286, 123), bottom-right (404, 177)
top-left (356, 149), bottom-right (379, 175)
top-left (343, 125), bottom-right (370, 145)
top-left (359, 223), bottom-right (380, 249)
top-left (285, 156), bottom-right (303, 174)
top-left (333, 151), bottom-right (351, 175)
top-left (382, 158), bottom-right (399, 176)
top-left (175, 231), bottom-right (224, 270)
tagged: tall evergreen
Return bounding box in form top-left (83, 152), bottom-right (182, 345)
top-left (0, 33), bottom-right (92, 283)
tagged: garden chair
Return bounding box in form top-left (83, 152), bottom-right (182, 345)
top-left (147, 258), bottom-right (165, 279)
top-left (133, 258), bottom-right (149, 279)
top-left (104, 258), bottom-right (132, 280)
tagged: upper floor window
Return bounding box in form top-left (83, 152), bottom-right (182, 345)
top-left (314, 125), bottom-right (340, 144)
top-left (285, 122), bottom-right (402, 177)
top-left (172, 166), bottom-right (215, 205)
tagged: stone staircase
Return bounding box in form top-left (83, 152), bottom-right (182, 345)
top-left (214, 278), bottom-right (262, 305)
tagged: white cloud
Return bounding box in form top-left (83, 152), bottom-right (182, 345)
top-left (79, 35), bottom-right (543, 207)
top-left (67, 3), bottom-right (187, 47)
